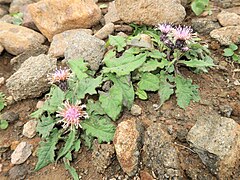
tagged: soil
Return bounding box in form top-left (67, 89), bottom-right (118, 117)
top-left (1, 2), bottom-right (240, 180)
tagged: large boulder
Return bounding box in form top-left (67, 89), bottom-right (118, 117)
top-left (115, 0), bottom-right (186, 25)
top-left (6, 54), bottom-right (57, 101)
top-left (0, 22), bottom-right (46, 55)
top-left (28, 0), bottom-right (102, 41)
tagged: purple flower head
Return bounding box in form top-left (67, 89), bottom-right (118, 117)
top-left (157, 23), bottom-right (173, 34)
top-left (48, 67), bottom-right (71, 84)
top-left (56, 100), bottom-right (89, 130)
top-left (173, 26), bottom-right (193, 41)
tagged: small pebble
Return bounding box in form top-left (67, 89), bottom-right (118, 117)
top-left (36, 100), bottom-right (44, 109)
top-left (131, 104), bottom-right (142, 116)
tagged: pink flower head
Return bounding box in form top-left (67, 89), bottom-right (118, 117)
top-left (56, 100), bottom-right (89, 130)
top-left (48, 67), bottom-right (71, 84)
top-left (157, 23), bottom-right (173, 34)
top-left (173, 26), bottom-right (193, 41)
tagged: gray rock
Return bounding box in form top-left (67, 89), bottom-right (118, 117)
top-left (94, 23), bottom-right (115, 40)
top-left (225, 6), bottom-right (240, 15)
top-left (11, 142), bottom-right (33, 164)
top-left (22, 120), bottom-right (37, 138)
top-left (143, 123), bottom-right (183, 179)
top-left (0, 111), bottom-right (19, 123)
top-left (64, 31), bottom-right (106, 71)
top-left (104, 1), bottom-right (120, 24)
top-left (192, 18), bottom-right (220, 35)
top-left (6, 54), bottom-right (57, 101)
top-left (215, 0), bottom-right (240, 8)
top-left (8, 164), bottom-right (28, 180)
top-left (115, 0), bottom-right (186, 25)
top-left (0, 14), bottom-right (14, 24)
top-left (187, 115), bottom-right (240, 178)
top-left (9, 0), bottom-right (39, 13)
top-left (130, 104), bottom-right (142, 116)
top-left (0, 5), bottom-right (8, 18)
top-left (210, 26), bottom-right (240, 45)
top-left (113, 118), bottom-right (144, 176)
top-left (219, 104), bottom-right (233, 117)
top-left (48, 29), bottom-right (93, 58)
top-left (217, 11), bottom-right (240, 26)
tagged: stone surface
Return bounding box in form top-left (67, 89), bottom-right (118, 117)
top-left (11, 142), bottom-right (33, 164)
top-left (192, 18), bottom-right (220, 35)
top-left (0, 77), bottom-right (4, 86)
top-left (143, 123), bottom-right (182, 179)
top-left (94, 23), bottom-right (114, 40)
top-left (0, 0), bottom-right (12, 3)
top-left (130, 104), bottom-right (142, 116)
top-left (6, 54), bottom-right (57, 101)
top-left (115, 0), bottom-right (186, 25)
top-left (0, 22), bottom-right (46, 55)
top-left (22, 120), bottom-right (38, 138)
top-left (113, 118), bottom-right (144, 176)
top-left (48, 29), bottom-right (93, 58)
top-left (210, 26), bottom-right (240, 45)
top-left (0, 111), bottom-right (19, 123)
top-left (187, 115), bottom-right (240, 178)
top-left (9, 0), bottom-right (39, 13)
top-left (217, 11), bottom-right (240, 27)
top-left (225, 6), bottom-right (240, 15)
top-left (21, 4), bottom-right (38, 30)
top-left (0, 14), bottom-right (14, 24)
top-left (28, 0), bottom-right (101, 41)
top-left (140, 170), bottom-right (154, 180)
top-left (215, 0), bottom-right (240, 8)
top-left (8, 164), bottom-right (28, 180)
top-left (104, 1), bottom-right (120, 24)
top-left (0, 5), bottom-right (8, 18)
top-left (64, 31), bottom-right (106, 71)
top-left (0, 44), bottom-right (3, 54)
top-left (219, 104), bottom-right (233, 117)
top-left (92, 141), bottom-right (115, 173)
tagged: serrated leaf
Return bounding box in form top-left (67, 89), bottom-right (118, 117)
top-left (229, 43), bottom-right (238, 51)
top-left (35, 129), bottom-right (61, 171)
top-left (179, 59), bottom-right (215, 68)
top-left (57, 129), bottom-right (76, 161)
top-left (136, 88), bottom-right (148, 100)
top-left (36, 116), bottom-right (55, 138)
top-left (103, 53), bottom-right (147, 76)
top-left (138, 73), bottom-right (160, 91)
top-left (0, 120), bottom-right (8, 130)
top-left (74, 139), bottom-right (81, 152)
top-left (65, 151), bottom-right (72, 161)
top-left (108, 74), bottom-right (134, 109)
top-left (81, 116), bottom-right (116, 143)
top-left (109, 35), bottom-right (127, 52)
top-left (175, 76), bottom-right (200, 109)
top-left (191, 1), bottom-right (205, 16)
top-left (68, 58), bottom-right (88, 80)
top-left (99, 85), bottom-right (123, 120)
top-left (148, 50), bottom-right (166, 59)
top-left (81, 133), bottom-right (94, 149)
top-left (139, 59), bottom-right (169, 72)
top-left (223, 48), bottom-right (234, 57)
top-left (87, 100), bottom-right (105, 116)
top-left (64, 159), bottom-right (79, 180)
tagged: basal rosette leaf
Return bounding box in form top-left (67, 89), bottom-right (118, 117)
top-left (68, 58), bottom-right (88, 80)
top-left (108, 35), bottom-right (127, 52)
top-left (139, 59), bottom-right (169, 72)
top-left (36, 116), bottom-right (56, 138)
top-left (63, 159), bottom-right (79, 180)
top-left (138, 73), bottom-right (160, 91)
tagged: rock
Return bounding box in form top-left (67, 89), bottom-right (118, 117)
top-left (219, 104), bottom-right (233, 117)
top-left (11, 142), bottom-right (33, 164)
top-left (94, 23), bottom-right (114, 40)
top-left (115, 0), bottom-right (186, 25)
top-left (0, 164), bottom-right (2, 172)
top-left (6, 54), bottom-right (57, 101)
top-left (113, 118), bottom-right (144, 176)
top-left (8, 164), bottom-right (28, 180)
top-left (215, 0), bottom-right (240, 8)
top-left (104, 1), bottom-right (120, 24)
top-left (6, 96), bottom-right (14, 105)
top-left (217, 11), bottom-right (240, 27)
top-left (28, 0), bottom-right (101, 41)
top-left (143, 123), bottom-right (182, 179)
top-left (140, 170), bottom-right (154, 180)
top-left (9, 0), bottom-right (39, 13)
top-left (92, 141), bottom-right (115, 173)
top-left (22, 120), bottom-right (38, 138)
top-left (127, 34), bottom-right (154, 49)
top-left (0, 77), bottom-right (4, 86)
top-left (192, 18), bottom-right (220, 35)
top-left (0, 22), bottom-right (46, 55)
top-left (0, 0), bottom-right (12, 3)
top-left (0, 5), bottom-right (8, 18)
top-left (36, 100), bottom-right (44, 109)
top-left (0, 44), bottom-right (3, 54)
top-left (130, 104), bottom-right (142, 116)
top-left (64, 31), bottom-right (106, 71)
top-left (21, 4), bottom-right (38, 30)
top-left (114, 24), bottom-right (133, 33)
top-left (0, 14), bottom-right (14, 24)
top-left (0, 111), bottom-right (19, 123)
top-left (48, 29), bottom-right (93, 58)
top-left (225, 6), bottom-right (240, 15)
top-left (187, 115), bottom-right (240, 178)
top-left (210, 26), bottom-right (240, 45)
top-left (10, 44), bottom-right (48, 71)
top-left (11, 141), bottom-right (20, 150)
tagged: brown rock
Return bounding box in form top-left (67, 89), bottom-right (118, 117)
top-left (140, 170), bottom-right (155, 180)
top-left (22, 5), bottom-right (38, 30)
top-left (113, 118), bottom-right (144, 176)
top-left (104, 1), bottom-right (120, 24)
top-left (0, 5), bottom-right (8, 18)
top-left (0, 22), bottom-right (46, 55)
top-left (0, 44), bottom-right (3, 54)
top-left (28, 0), bottom-right (102, 41)
top-left (225, 6), bottom-right (240, 15)
top-left (9, 0), bottom-right (39, 14)
top-left (210, 26), bottom-right (240, 45)
top-left (94, 23), bottom-right (114, 39)
top-left (217, 11), bottom-right (240, 26)
top-left (115, 0), bottom-right (186, 25)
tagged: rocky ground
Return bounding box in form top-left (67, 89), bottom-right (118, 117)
top-left (0, 0), bottom-right (240, 179)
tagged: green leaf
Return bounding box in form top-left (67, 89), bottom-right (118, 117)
top-left (99, 4), bottom-right (108, 9)
top-left (81, 116), bottom-right (116, 143)
top-left (11, 12), bottom-right (23, 25)
top-left (108, 74), bottom-right (134, 109)
top-left (109, 35), bottom-right (127, 52)
top-left (147, 50), bottom-right (166, 59)
top-left (0, 92), bottom-right (6, 112)
top-left (229, 43), bottom-right (238, 51)
top-left (175, 76), bottom-right (200, 109)
top-left (35, 129), bottom-right (61, 171)
top-left (0, 120), bottom-right (8, 130)
top-left (99, 85), bottom-right (123, 120)
top-left (81, 133), bottom-right (94, 149)
top-left (138, 73), bottom-right (160, 91)
top-left (232, 54), bottom-right (240, 62)
top-left (68, 58), bottom-right (88, 80)
top-left (223, 48), bottom-right (234, 57)
top-left (103, 53), bottom-right (147, 76)
top-left (64, 159), bottom-right (79, 180)
top-left (36, 116), bottom-right (56, 138)
top-left (57, 129), bottom-right (76, 161)
top-left (74, 139), bottom-right (81, 152)
top-left (139, 59), bottom-right (169, 72)
top-left (87, 100), bottom-right (105, 116)
top-left (191, 0), bottom-right (205, 16)
top-left (65, 152), bottom-right (72, 161)
top-left (179, 59), bottom-right (215, 68)
top-left (136, 88), bottom-right (148, 100)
